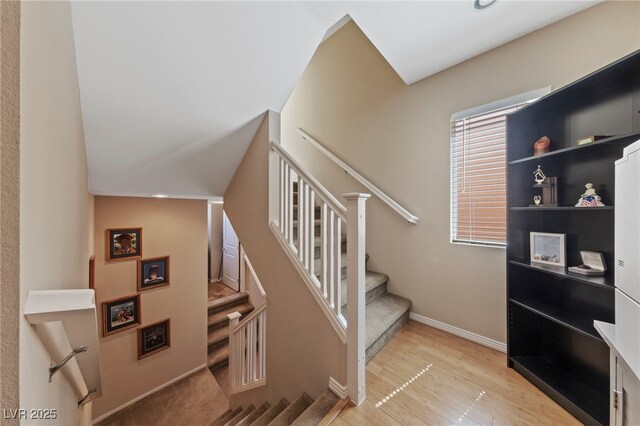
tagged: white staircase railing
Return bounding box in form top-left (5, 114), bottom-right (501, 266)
top-left (269, 139), bottom-right (368, 404)
top-left (228, 302), bottom-right (267, 395)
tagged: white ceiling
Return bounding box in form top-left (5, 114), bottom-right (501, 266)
top-left (71, 1), bottom-right (600, 199)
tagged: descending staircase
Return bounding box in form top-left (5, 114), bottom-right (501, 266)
top-left (208, 291), bottom-right (255, 372)
top-left (211, 390), bottom-right (341, 426)
top-left (292, 182), bottom-right (411, 363)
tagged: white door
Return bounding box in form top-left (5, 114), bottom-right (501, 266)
top-left (222, 211), bottom-right (240, 291)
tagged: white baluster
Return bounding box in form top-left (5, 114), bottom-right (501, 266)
top-left (287, 168), bottom-right (294, 245)
top-left (309, 190), bottom-right (315, 280)
top-left (328, 210), bottom-right (335, 308)
top-left (298, 180), bottom-right (304, 261)
top-left (279, 158), bottom-right (284, 234)
top-left (334, 216), bottom-right (342, 317)
top-left (320, 203), bottom-right (328, 296)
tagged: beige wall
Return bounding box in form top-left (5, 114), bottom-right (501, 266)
top-left (18, 1), bottom-right (94, 424)
top-left (281, 1), bottom-right (640, 343)
top-left (0, 1), bottom-right (21, 422)
top-left (92, 196), bottom-right (208, 421)
top-left (209, 202), bottom-right (223, 282)
top-left (224, 113), bottom-right (346, 408)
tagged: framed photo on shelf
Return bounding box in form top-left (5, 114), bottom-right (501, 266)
top-left (102, 294), bottom-right (141, 336)
top-left (530, 232), bottom-right (566, 267)
top-left (137, 256), bottom-right (170, 291)
top-left (106, 228), bottom-right (142, 262)
top-left (138, 319), bottom-right (171, 359)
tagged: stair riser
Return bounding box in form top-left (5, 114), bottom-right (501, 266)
top-left (209, 358), bottom-right (228, 373)
top-left (365, 309), bottom-right (410, 364)
top-left (366, 282), bottom-right (387, 305)
top-left (208, 306), bottom-right (254, 329)
top-left (208, 295), bottom-right (249, 315)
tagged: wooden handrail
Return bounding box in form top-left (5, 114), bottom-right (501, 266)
top-left (297, 128), bottom-right (420, 224)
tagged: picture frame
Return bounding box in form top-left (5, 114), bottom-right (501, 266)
top-left (530, 232), bottom-right (566, 267)
top-left (102, 294), bottom-right (141, 336)
top-left (106, 227), bottom-right (142, 262)
top-left (138, 256), bottom-right (170, 292)
top-left (138, 319), bottom-right (171, 359)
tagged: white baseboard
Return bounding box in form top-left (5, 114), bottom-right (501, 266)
top-left (328, 377), bottom-right (348, 400)
top-left (409, 312), bottom-right (506, 353)
top-left (91, 364), bottom-right (207, 424)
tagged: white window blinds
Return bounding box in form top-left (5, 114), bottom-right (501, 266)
top-left (451, 104), bottom-right (522, 247)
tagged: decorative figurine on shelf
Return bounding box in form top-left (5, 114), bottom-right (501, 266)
top-left (575, 183), bottom-right (605, 207)
top-left (534, 136), bottom-right (551, 156)
top-left (533, 195), bottom-right (542, 206)
top-left (533, 165), bottom-right (546, 184)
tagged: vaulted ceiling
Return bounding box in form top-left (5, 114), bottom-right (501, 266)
top-left (70, 1), bottom-right (600, 199)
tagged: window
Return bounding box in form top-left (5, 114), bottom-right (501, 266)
top-left (450, 88), bottom-right (550, 247)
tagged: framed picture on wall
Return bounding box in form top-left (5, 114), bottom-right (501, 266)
top-left (103, 294), bottom-right (141, 336)
top-left (106, 227), bottom-right (142, 261)
top-left (138, 319), bottom-right (171, 359)
top-left (530, 232), bottom-right (566, 267)
top-left (138, 256), bottom-right (170, 291)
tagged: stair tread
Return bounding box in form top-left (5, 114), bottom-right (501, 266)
top-left (237, 402), bottom-right (271, 426)
top-left (340, 270), bottom-right (388, 307)
top-left (208, 292), bottom-right (249, 310)
top-left (208, 302), bottom-right (254, 328)
top-left (291, 390), bottom-right (340, 426)
top-left (250, 398), bottom-right (289, 426)
top-left (365, 293), bottom-right (412, 349)
top-left (225, 405), bottom-right (254, 426)
top-left (208, 326), bottom-right (229, 347)
top-left (213, 407), bottom-right (243, 426)
top-left (207, 344), bottom-right (229, 368)
top-left (270, 393), bottom-right (314, 426)
top-left (212, 409), bottom-right (233, 426)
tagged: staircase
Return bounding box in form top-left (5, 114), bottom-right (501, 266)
top-left (208, 291), bottom-right (255, 372)
top-left (292, 182), bottom-right (411, 363)
top-left (211, 390), bottom-right (341, 426)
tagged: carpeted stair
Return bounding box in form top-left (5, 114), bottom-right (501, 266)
top-left (292, 182), bottom-right (411, 363)
top-left (207, 291), bottom-right (255, 372)
top-left (211, 390), bottom-right (340, 426)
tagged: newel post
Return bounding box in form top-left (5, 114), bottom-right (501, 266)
top-left (227, 311), bottom-right (242, 389)
top-left (343, 192), bottom-right (370, 405)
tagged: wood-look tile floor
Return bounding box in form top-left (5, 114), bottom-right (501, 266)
top-left (333, 320), bottom-right (579, 426)
top-left (208, 281), bottom-right (237, 301)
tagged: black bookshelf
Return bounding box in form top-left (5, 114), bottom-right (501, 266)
top-left (506, 49), bottom-right (640, 426)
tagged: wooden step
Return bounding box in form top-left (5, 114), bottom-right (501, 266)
top-left (208, 302), bottom-right (254, 328)
top-left (208, 292), bottom-right (249, 313)
top-left (207, 325), bottom-right (229, 347)
top-left (224, 405), bottom-right (254, 426)
top-left (236, 402), bottom-right (270, 426)
top-left (207, 344), bottom-right (229, 372)
top-left (250, 398), bottom-right (289, 426)
top-left (270, 393), bottom-right (313, 426)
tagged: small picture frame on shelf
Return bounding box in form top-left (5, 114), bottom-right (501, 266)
top-left (138, 319), bottom-right (170, 359)
top-left (137, 256), bottom-right (170, 292)
top-left (530, 232), bottom-right (566, 267)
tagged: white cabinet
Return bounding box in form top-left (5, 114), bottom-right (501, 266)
top-left (613, 353), bottom-right (640, 426)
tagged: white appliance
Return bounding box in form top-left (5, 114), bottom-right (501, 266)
top-left (615, 140), bottom-right (640, 379)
